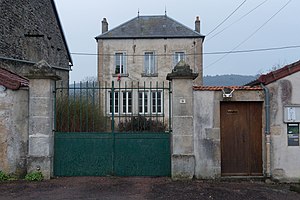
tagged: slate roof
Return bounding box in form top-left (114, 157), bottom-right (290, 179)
top-left (193, 85), bottom-right (262, 91)
top-left (0, 67), bottom-right (29, 90)
top-left (246, 60), bottom-right (300, 86)
top-left (96, 15), bottom-right (205, 39)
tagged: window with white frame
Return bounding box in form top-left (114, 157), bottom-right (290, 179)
top-left (152, 91), bottom-right (162, 114)
top-left (174, 52), bottom-right (185, 66)
top-left (139, 91), bottom-right (149, 114)
top-left (109, 91), bottom-right (132, 114)
top-left (138, 90), bottom-right (162, 114)
top-left (115, 52), bottom-right (127, 75)
top-left (122, 91), bottom-right (132, 114)
top-left (144, 52), bottom-right (156, 75)
top-left (109, 91), bottom-right (119, 114)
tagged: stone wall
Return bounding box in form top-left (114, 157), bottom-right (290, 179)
top-left (0, 88), bottom-right (28, 177)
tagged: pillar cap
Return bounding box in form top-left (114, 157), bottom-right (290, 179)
top-left (24, 60), bottom-right (61, 80)
top-left (167, 61), bottom-right (198, 80)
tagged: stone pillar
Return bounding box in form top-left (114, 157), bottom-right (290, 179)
top-left (167, 61), bottom-right (198, 180)
top-left (25, 60), bottom-right (60, 179)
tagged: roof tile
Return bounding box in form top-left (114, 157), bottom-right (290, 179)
top-left (0, 67), bottom-right (29, 90)
top-left (193, 85), bottom-right (262, 91)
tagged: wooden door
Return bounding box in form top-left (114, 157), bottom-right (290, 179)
top-left (220, 102), bottom-right (262, 176)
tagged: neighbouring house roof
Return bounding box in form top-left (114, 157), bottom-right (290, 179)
top-left (193, 85), bottom-right (262, 91)
top-left (246, 60), bottom-right (300, 86)
top-left (0, 67), bottom-right (29, 90)
top-left (95, 15), bottom-right (205, 40)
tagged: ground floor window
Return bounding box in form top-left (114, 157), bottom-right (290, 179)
top-left (109, 90), bottom-right (162, 115)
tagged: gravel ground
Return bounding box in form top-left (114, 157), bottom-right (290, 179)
top-left (0, 177), bottom-right (299, 200)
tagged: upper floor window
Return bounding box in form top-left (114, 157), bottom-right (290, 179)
top-left (174, 52), bottom-right (185, 66)
top-left (115, 53), bottom-right (127, 75)
top-left (144, 52), bottom-right (156, 76)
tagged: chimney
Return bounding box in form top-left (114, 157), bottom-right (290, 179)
top-left (195, 16), bottom-right (200, 33)
top-left (102, 18), bottom-right (108, 33)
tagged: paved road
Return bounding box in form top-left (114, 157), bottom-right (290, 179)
top-left (0, 177), bottom-right (299, 200)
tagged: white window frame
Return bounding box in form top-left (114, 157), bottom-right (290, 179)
top-left (122, 91), bottom-right (132, 114)
top-left (138, 90), bottom-right (162, 114)
top-left (151, 90), bottom-right (163, 114)
top-left (115, 52), bottom-right (127, 75)
top-left (138, 91), bottom-right (149, 114)
top-left (144, 52), bottom-right (156, 75)
top-left (109, 91), bottom-right (119, 114)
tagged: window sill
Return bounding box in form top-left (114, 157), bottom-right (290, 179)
top-left (112, 74), bottom-right (129, 77)
top-left (141, 73), bottom-right (158, 77)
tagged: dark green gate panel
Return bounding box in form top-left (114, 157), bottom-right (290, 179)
top-left (54, 133), bottom-right (113, 176)
top-left (115, 133), bottom-right (171, 176)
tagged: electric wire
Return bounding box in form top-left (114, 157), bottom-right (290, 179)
top-left (207, 0), bottom-right (269, 41)
top-left (70, 44), bottom-right (300, 57)
top-left (206, 0), bottom-right (248, 37)
top-left (204, 0), bottom-right (293, 70)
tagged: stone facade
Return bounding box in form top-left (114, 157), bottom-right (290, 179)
top-left (267, 71), bottom-right (300, 182)
top-left (0, 0), bottom-right (72, 84)
top-left (97, 38), bottom-right (203, 85)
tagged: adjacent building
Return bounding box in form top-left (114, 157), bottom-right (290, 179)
top-left (0, 0), bottom-right (72, 84)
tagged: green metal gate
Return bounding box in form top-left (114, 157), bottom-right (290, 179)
top-left (54, 81), bottom-right (171, 176)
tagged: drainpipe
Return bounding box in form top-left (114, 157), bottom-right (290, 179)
top-left (261, 84), bottom-right (271, 178)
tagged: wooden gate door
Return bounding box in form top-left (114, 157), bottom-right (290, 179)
top-left (220, 102), bottom-right (262, 176)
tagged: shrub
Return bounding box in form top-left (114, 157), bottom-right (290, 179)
top-left (0, 171), bottom-right (9, 181)
top-left (118, 115), bottom-right (166, 132)
top-left (56, 93), bottom-right (109, 132)
top-left (25, 171), bottom-right (43, 181)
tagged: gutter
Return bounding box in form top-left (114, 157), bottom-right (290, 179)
top-left (261, 83), bottom-right (271, 178)
top-left (0, 56), bottom-right (71, 71)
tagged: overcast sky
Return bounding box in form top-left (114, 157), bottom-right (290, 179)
top-left (54, 0), bottom-right (300, 82)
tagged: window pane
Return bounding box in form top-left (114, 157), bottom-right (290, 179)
top-left (115, 53), bottom-right (126, 74)
top-left (138, 92), bottom-right (143, 113)
top-left (174, 52), bottom-right (185, 65)
top-left (128, 92), bottom-right (132, 113)
top-left (115, 92), bottom-right (119, 113)
top-left (144, 52), bottom-right (155, 75)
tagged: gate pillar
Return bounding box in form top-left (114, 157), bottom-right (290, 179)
top-left (25, 60), bottom-right (60, 179)
top-left (167, 61), bottom-right (198, 180)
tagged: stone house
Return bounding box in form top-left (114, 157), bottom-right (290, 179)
top-left (95, 14), bottom-right (204, 122)
top-left (0, 0), bottom-right (72, 84)
top-left (246, 60), bottom-right (300, 182)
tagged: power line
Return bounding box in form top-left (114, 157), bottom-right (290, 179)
top-left (204, 0), bottom-right (293, 70)
top-left (206, 0), bottom-right (248, 37)
top-left (207, 0), bottom-right (269, 41)
top-left (70, 44), bottom-right (300, 57)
